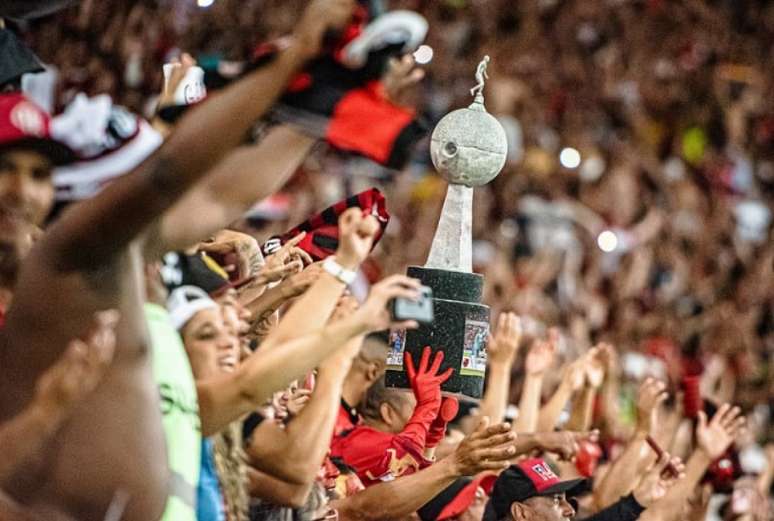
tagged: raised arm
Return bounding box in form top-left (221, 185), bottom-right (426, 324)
top-left (640, 404), bottom-right (745, 521)
top-left (43, 0), bottom-right (354, 270)
top-left (537, 359), bottom-right (585, 432)
top-left (152, 125), bottom-right (316, 255)
top-left (248, 318), bottom-right (362, 484)
top-left (513, 332), bottom-right (557, 433)
top-left (478, 313), bottom-right (521, 424)
top-left (260, 209), bottom-right (383, 350)
top-left (594, 378), bottom-right (668, 509)
top-left (196, 275), bottom-right (419, 436)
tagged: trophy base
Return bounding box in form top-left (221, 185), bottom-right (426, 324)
top-left (384, 266), bottom-right (490, 400)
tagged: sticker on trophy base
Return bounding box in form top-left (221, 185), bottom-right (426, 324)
top-left (461, 319), bottom-right (488, 376)
top-left (386, 329), bottom-right (407, 370)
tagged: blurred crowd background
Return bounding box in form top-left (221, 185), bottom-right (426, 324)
top-left (13, 0), bottom-right (773, 447)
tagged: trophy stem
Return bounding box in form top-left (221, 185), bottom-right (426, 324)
top-left (425, 183), bottom-right (473, 272)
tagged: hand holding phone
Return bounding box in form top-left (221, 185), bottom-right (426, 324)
top-left (390, 285), bottom-right (434, 324)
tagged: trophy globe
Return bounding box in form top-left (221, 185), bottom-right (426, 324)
top-left (430, 56), bottom-right (507, 187)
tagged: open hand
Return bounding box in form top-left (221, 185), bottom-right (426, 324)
top-left (405, 346), bottom-right (454, 407)
top-left (487, 312), bottom-right (522, 368)
top-left (450, 417), bottom-right (517, 476)
top-left (525, 329), bottom-right (558, 375)
top-left (696, 403), bottom-right (746, 460)
top-left (633, 452), bottom-right (686, 507)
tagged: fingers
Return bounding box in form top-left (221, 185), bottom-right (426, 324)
top-left (697, 410), bottom-right (708, 431)
top-left (437, 367), bottom-right (454, 384)
top-left (293, 247), bottom-right (314, 266)
top-left (474, 445), bottom-right (518, 461)
top-left (284, 231), bottom-right (307, 248)
top-left (429, 349), bottom-right (444, 375)
top-left (439, 397), bottom-right (460, 422)
top-left (392, 320), bottom-right (419, 330)
top-left (419, 345), bottom-right (431, 373)
top-left (474, 431), bottom-right (517, 449)
top-left (404, 351), bottom-right (417, 381)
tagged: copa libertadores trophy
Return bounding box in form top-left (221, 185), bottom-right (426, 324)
top-left (385, 56), bottom-right (507, 399)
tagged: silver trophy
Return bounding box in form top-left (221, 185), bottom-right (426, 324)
top-left (386, 57), bottom-right (508, 399)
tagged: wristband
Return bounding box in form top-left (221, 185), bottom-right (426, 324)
top-left (322, 257), bottom-right (357, 285)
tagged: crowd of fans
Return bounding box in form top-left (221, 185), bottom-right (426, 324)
top-left (0, 0), bottom-right (772, 520)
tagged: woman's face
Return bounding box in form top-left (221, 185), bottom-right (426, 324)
top-left (181, 307), bottom-right (239, 379)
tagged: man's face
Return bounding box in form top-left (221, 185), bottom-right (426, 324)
top-left (0, 149), bottom-right (54, 242)
top-left (514, 494), bottom-right (575, 521)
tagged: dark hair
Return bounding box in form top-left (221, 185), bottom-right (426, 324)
top-left (357, 376), bottom-right (410, 422)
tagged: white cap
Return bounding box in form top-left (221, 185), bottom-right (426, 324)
top-left (167, 285), bottom-right (218, 331)
top-left (51, 93), bottom-right (163, 201)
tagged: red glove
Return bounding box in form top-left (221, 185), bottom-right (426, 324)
top-left (425, 397), bottom-right (459, 449)
top-left (400, 347), bottom-right (454, 449)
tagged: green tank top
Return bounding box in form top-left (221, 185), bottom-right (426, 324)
top-left (146, 303), bottom-right (201, 521)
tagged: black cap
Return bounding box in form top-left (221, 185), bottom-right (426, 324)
top-left (483, 459), bottom-right (587, 521)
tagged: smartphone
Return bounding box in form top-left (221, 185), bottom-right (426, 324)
top-left (390, 285), bottom-right (434, 324)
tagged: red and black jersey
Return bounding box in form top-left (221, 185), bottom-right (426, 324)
top-left (330, 425), bottom-right (432, 487)
top-left (262, 187), bottom-right (389, 262)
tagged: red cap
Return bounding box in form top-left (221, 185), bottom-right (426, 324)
top-left (419, 474), bottom-right (497, 521)
top-left (0, 93), bottom-right (73, 165)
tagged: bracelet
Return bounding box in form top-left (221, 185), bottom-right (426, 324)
top-left (322, 257), bottom-right (357, 285)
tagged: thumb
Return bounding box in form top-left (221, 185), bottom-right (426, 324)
top-left (697, 411), bottom-right (708, 431)
top-left (476, 415), bottom-right (491, 434)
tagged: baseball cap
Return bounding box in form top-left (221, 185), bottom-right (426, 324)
top-left (418, 475), bottom-right (496, 521)
top-left (0, 92), bottom-right (73, 165)
top-left (0, 29), bottom-right (44, 88)
top-left (51, 94), bottom-right (163, 202)
top-left (484, 459), bottom-right (587, 521)
top-left (167, 285), bottom-right (218, 330)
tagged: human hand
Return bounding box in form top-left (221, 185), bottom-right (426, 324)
top-left (285, 388), bottom-right (312, 417)
top-left (449, 417), bottom-right (517, 476)
top-left (632, 453), bottom-right (686, 508)
top-left (564, 358), bottom-right (588, 392)
top-left (329, 294), bottom-right (359, 323)
top-left (352, 274), bottom-right (421, 332)
top-left (525, 329), bottom-right (558, 376)
top-left (264, 232), bottom-right (314, 278)
top-left (198, 229), bottom-right (262, 281)
top-left (277, 262), bottom-right (324, 300)
top-left (34, 310), bottom-right (119, 419)
top-left (538, 430), bottom-right (601, 461)
top-left (293, 0), bottom-right (356, 59)
top-left (382, 54), bottom-right (425, 107)
top-left (487, 312), bottom-right (522, 368)
top-left (426, 397), bottom-right (459, 449)
top-left (405, 346), bottom-right (454, 409)
top-left (159, 52), bottom-right (196, 109)
top-left (335, 208), bottom-right (380, 269)
top-left (636, 378), bottom-right (669, 435)
top-left (584, 343), bottom-right (609, 389)
top-left (696, 403), bottom-right (746, 460)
